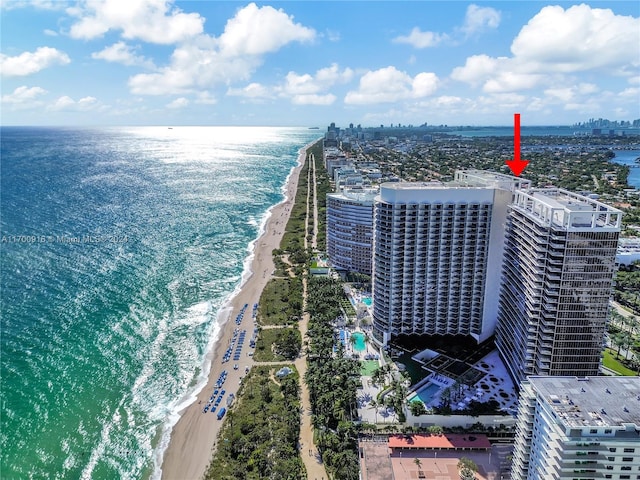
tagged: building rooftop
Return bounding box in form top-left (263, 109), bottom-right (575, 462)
top-left (454, 169), bottom-right (531, 191)
top-left (512, 188), bottom-right (622, 230)
top-left (388, 433), bottom-right (491, 450)
top-left (528, 376), bottom-right (640, 429)
top-left (327, 188), bottom-right (378, 203)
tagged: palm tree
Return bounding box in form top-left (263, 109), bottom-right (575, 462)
top-left (457, 457), bottom-right (478, 480)
top-left (414, 458), bottom-right (422, 470)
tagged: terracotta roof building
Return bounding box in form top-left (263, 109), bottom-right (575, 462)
top-left (388, 433), bottom-right (491, 452)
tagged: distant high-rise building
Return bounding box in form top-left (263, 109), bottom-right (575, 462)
top-left (496, 189), bottom-right (622, 384)
top-left (371, 174), bottom-right (519, 345)
top-left (326, 189), bottom-right (377, 275)
top-left (512, 376), bottom-right (640, 480)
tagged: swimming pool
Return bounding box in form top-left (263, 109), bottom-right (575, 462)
top-left (362, 296), bottom-right (372, 306)
top-left (410, 382), bottom-right (440, 404)
top-left (352, 332), bottom-right (366, 351)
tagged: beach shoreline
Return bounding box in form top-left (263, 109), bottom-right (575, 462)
top-left (158, 142), bottom-right (314, 480)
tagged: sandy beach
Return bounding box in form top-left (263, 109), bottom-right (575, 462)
top-left (160, 144), bottom-right (311, 480)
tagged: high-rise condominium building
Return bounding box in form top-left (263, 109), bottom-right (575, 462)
top-left (512, 376), bottom-right (640, 480)
top-left (496, 189), bottom-right (622, 385)
top-left (371, 177), bottom-right (516, 345)
top-left (326, 189), bottom-right (378, 275)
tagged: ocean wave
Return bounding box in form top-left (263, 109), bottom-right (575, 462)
top-left (0, 127), bottom-right (320, 479)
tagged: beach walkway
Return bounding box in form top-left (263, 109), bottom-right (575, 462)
top-left (296, 151), bottom-right (328, 479)
top-left (160, 144), bottom-right (321, 480)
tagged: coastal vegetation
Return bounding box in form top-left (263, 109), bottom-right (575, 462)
top-left (614, 263), bottom-right (640, 314)
top-left (280, 147), bottom-right (311, 265)
top-left (254, 327), bottom-right (301, 362)
top-left (305, 276), bottom-right (361, 480)
top-left (206, 143), bottom-right (324, 479)
top-left (310, 142), bottom-right (331, 252)
top-left (257, 277), bottom-right (303, 326)
top-left (204, 365), bottom-right (305, 479)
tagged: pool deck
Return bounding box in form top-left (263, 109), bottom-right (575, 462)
top-left (411, 350), bottom-right (518, 414)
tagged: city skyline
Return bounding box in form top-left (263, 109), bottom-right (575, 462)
top-left (1, 1), bottom-right (639, 127)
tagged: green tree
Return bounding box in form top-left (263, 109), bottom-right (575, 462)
top-left (409, 400), bottom-right (427, 416)
top-left (458, 457), bottom-right (478, 479)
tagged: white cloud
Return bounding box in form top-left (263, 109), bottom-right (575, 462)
top-left (166, 97), bottom-right (189, 109)
top-left (282, 63), bottom-right (353, 97)
top-left (394, 5), bottom-right (500, 50)
top-left (128, 3), bottom-right (316, 96)
top-left (416, 95), bottom-right (476, 115)
top-left (218, 3), bottom-right (315, 56)
top-left (68, 0), bottom-right (204, 44)
top-left (618, 87), bottom-right (639, 98)
top-left (1, 85), bottom-right (47, 104)
top-left (128, 41), bottom-right (262, 95)
top-left (345, 66), bottom-right (439, 105)
top-left (0, 46), bottom-right (70, 77)
top-left (1, 0), bottom-right (65, 11)
top-left (629, 76), bottom-right (640, 85)
top-left (393, 27), bottom-right (448, 49)
top-left (544, 87), bottom-right (576, 103)
top-left (412, 72), bottom-right (439, 97)
top-left (315, 63), bottom-right (354, 87)
top-left (227, 83), bottom-right (272, 99)
top-left (524, 83), bottom-right (603, 112)
top-left (43, 29), bottom-right (58, 36)
top-left (91, 42), bottom-right (155, 68)
top-left (451, 4), bottom-right (639, 95)
top-left (511, 4), bottom-right (640, 73)
top-left (325, 29), bottom-right (340, 42)
top-left (50, 95), bottom-right (101, 111)
top-left (195, 91), bottom-right (217, 104)
top-left (291, 94), bottom-right (336, 106)
top-left (450, 55), bottom-right (504, 87)
top-left (128, 67), bottom-right (196, 95)
top-left (477, 93), bottom-right (526, 110)
top-left (483, 72), bottom-right (543, 93)
top-left (460, 4), bottom-right (501, 36)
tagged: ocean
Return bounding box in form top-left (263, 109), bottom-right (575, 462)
top-left (0, 126), bottom-right (320, 480)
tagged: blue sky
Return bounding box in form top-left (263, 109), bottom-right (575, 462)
top-left (1, 1), bottom-right (639, 126)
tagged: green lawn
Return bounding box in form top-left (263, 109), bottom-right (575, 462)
top-left (603, 348), bottom-right (638, 376)
top-left (360, 360), bottom-right (379, 376)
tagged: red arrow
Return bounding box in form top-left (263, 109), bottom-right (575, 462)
top-left (506, 113), bottom-right (529, 176)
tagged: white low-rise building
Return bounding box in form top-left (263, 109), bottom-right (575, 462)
top-left (513, 376), bottom-right (640, 480)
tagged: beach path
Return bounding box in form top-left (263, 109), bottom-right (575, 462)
top-left (294, 150), bottom-right (328, 479)
top-left (161, 144), bottom-right (318, 480)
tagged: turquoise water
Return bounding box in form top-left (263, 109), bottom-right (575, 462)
top-left (411, 382), bottom-right (441, 404)
top-left (352, 332), bottom-right (366, 351)
top-left (0, 126), bottom-right (320, 479)
top-left (362, 297), bottom-right (372, 306)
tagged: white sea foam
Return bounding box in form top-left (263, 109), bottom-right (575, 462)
top-left (81, 398), bottom-right (125, 480)
top-left (150, 309), bottom-right (224, 480)
top-left (1, 127), bottom-right (321, 479)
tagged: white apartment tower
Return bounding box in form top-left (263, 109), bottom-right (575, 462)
top-left (513, 376), bottom-right (640, 480)
top-left (371, 173), bottom-right (521, 345)
top-left (326, 189), bottom-right (378, 275)
top-left (496, 189), bottom-right (622, 384)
